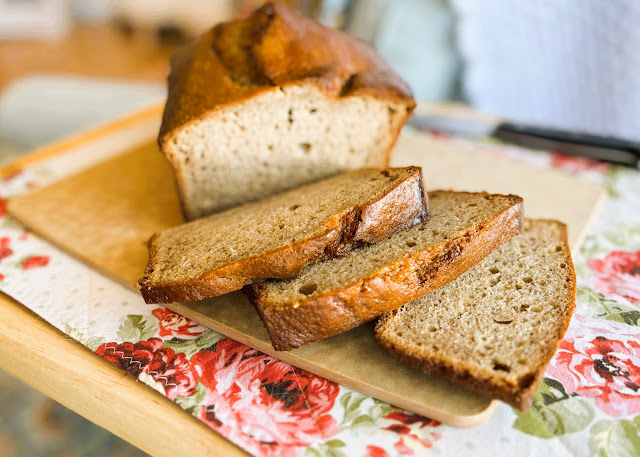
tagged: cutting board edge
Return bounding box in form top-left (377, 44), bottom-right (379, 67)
top-left (7, 200), bottom-right (496, 427)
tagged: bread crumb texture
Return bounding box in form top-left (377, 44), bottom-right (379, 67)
top-left (375, 219), bottom-right (576, 410)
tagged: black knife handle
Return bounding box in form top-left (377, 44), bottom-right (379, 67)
top-left (494, 122), bottom-right (640, 168)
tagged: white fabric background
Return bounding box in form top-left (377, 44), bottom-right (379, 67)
top-left (453, 0), bottom-right (640, 141)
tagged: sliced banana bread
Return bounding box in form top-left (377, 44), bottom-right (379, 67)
top-left (139, 167), bottom-right (428, 304)
top-left (375, 219), bottom-right (576, 411)
top-left (161, 2), bottom-right (415, 220)
top-left (247, 191), bottom-right (524, 351)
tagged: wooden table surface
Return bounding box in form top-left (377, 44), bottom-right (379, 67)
top-left (0, 292), bottom-right (248, 457)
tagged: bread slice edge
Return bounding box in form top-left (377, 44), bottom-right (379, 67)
top-left (374, 219), bottom-right (576, 411)
top-left (139, 166), bottom-right (429, 303)
top-left (249, 193), bottom-right (524, 351)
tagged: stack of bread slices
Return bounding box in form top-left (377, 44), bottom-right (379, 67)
top-left (142, 2), bottom-right (576, 412)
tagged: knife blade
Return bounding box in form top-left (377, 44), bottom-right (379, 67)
top-left (409, 104), bottom-right (640, 168)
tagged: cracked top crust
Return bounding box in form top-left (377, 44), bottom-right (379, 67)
top-left (159, 1), bottom-right (415, 146)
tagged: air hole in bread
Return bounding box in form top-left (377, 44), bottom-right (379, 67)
top-left (560, 262), bottom-right (567, 269)
top-left (279, 224), bottom-right (285, 229)
top-left (428, 325), bottom-right (437, 332)
top-left (388, 106), bottom-right (397, 116)
top-left (519, 303), bottom-right (529, 312)
top-left (518, 373), bottom-right (535, 388)
top-left (310, 108), bottom-right (317, 114)
top-left (268, 144), bottom-right (274, 151)
top-left (380, 170), bottom-right (390, 178)
top-left (493, 317), bottom-right (513, 324)
top-left (515, 283), bottom-right (523, 290)
top-left (523, 277), bottom-right (533, 284)
top-left (489, 267), bottom-right (500, 274)
top-left (555, 246), bottom-right (563, 252)
top-left (299, 143), bottom-right (312, 154)
top-left (298, 283), bottom-right (317, 295)
top-left (493, 362), bottom-right (510, 372)
top-left (490, 278), bottom-right (500, 287)
top-left (468, 203), bottom-right (478, 207)
top-left (288, 108), bottom-right (293, 125)
top-left (290, 204), bottom-right (301, 211)
top-left (406, 241), bottom-right (417, 247)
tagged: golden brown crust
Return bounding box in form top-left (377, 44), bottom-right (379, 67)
top-left (139, 167), bottom-right (429, 304)
top-left (374, 220), bottom-right (577, 412)
top-left (158, 1), bottom-right (415, 156)
top-left (248, 194), bottom-right (524, 351)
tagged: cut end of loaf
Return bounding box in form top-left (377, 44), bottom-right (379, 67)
top-left (164, 84), bottom-right (410, 220)
top-left (374, 219), bottom-right (576, 411)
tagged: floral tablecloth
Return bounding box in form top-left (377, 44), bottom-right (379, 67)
top-left (0, 133), bottom-right (639, 457)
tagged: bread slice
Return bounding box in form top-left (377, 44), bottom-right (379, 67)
top-left (374, 219), bottom-right (576, 411)
top-left (139, 167), bottom-right (428, 304)
top-left (247, 191), bottom-right (524, 351)
top-left (160, 2), bottom-right (415, 220)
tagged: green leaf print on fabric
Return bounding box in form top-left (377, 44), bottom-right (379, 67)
top-left (162, 331), bottom-right (225, 357)
top-left (589, 417), bottom-right (640, 457)
top-left (116, 314), bottom-right (158, 342)
top-left (304, 442), bottom-right (347, 457)
top-left (1, 215), bottom-right (23, 230)
top-left (582, 224), bottom-right (640, 260)
top-left (174, 381), bottom-right (208, 415)
top-left (514, 378), bottom-right (595, 438)
top-left (339, 391), bottom-right (393, 429)
top-left (577, 286), bottom-right (640, 326)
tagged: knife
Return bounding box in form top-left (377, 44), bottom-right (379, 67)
top-left (409, 104), bottom-right (640, 168)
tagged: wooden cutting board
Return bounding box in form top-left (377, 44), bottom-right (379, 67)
top-left (8, 108), bottom-right (605, 427)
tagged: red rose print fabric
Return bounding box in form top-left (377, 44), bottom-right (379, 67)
top-left (0, 237), bottom-right (13, 261)
top-left (551, 153), bottom-right (610, 174)
top-left (363, 445), bottom-right (389, 457)
top-left (21, 255), bottom-right (50, 270)
top-left (191, 339), bottom-right (339, 457)
top-left (382, 411), bottom-right (441, 455)
top-left (97, 338), bottom-right (197, 400)
top-left (588, 250), bottom-right (640, 305)
top-left (547, 315), bottom-right (640, 417)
